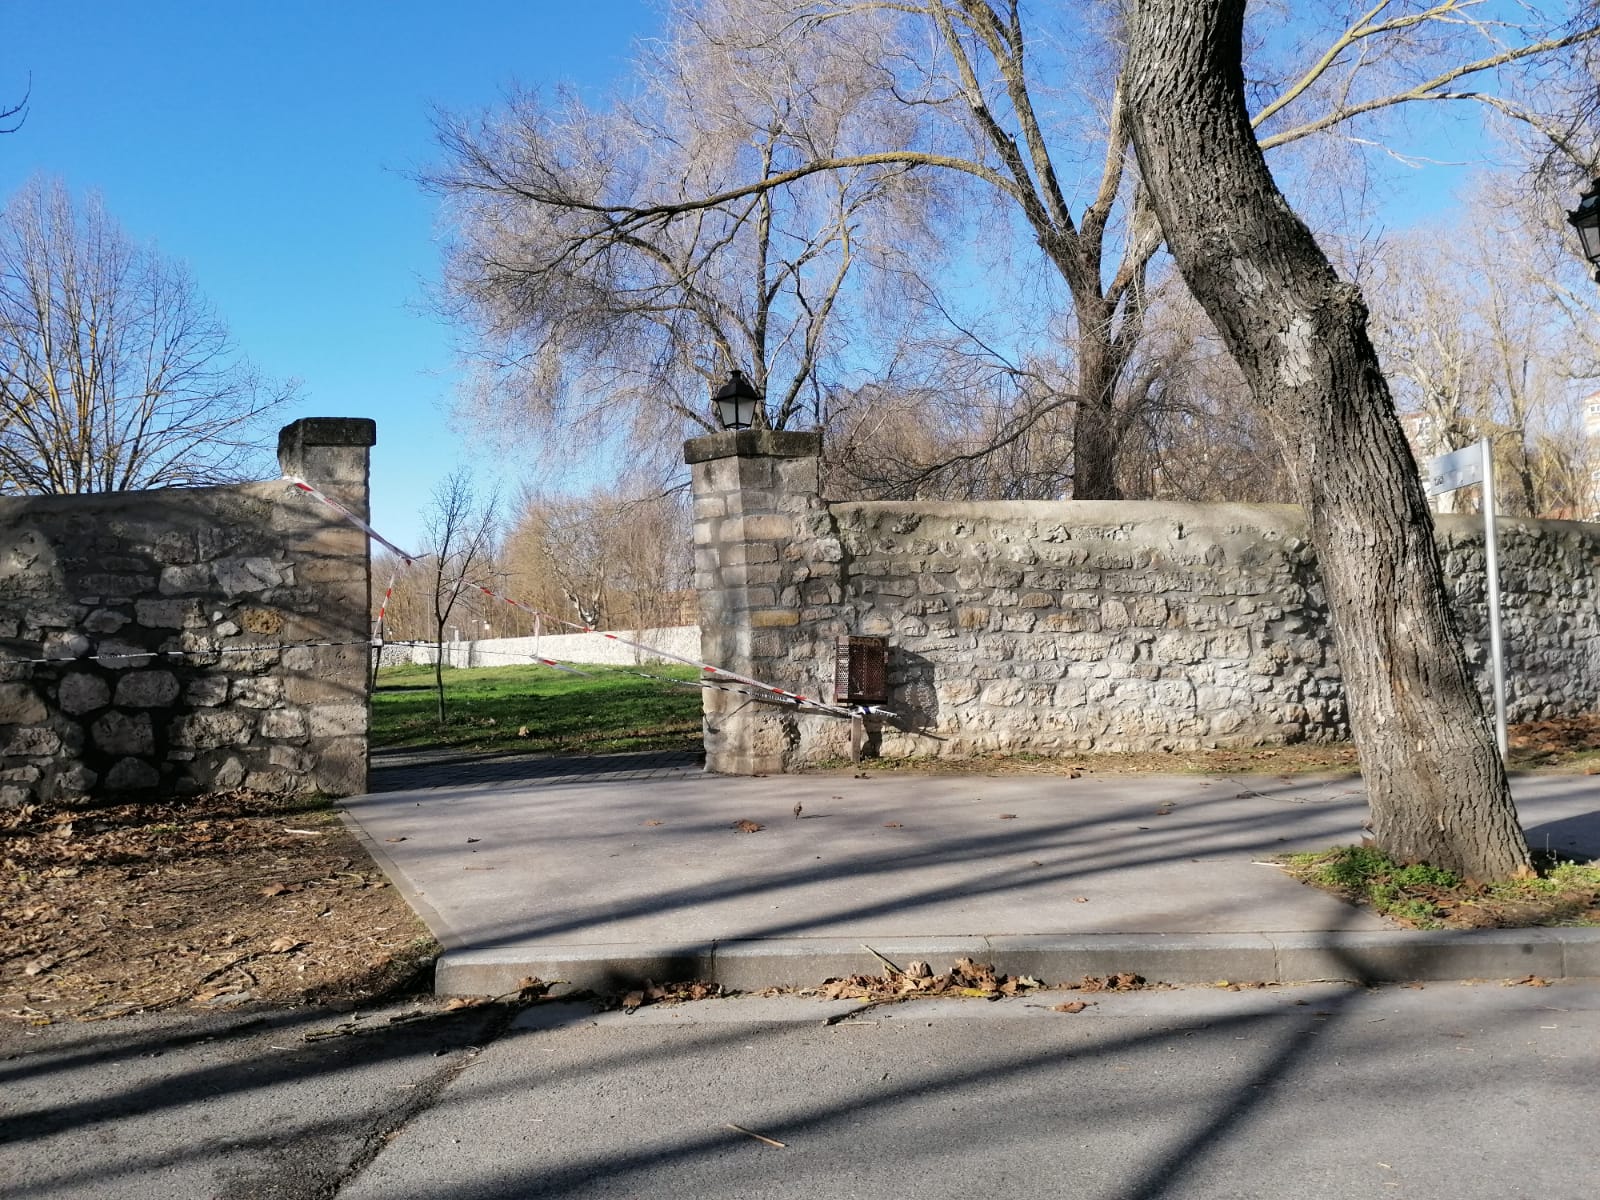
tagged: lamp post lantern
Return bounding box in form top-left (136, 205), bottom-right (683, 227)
top-left (711, 369), bottom-right (762, 431)
top-left (1567, 179), bottom-right (1600, 276)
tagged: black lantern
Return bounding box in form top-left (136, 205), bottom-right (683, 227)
top-left (711, 369), bottom-right (762, 430)
top-left (1568, 179), bottom-right (1600, 268)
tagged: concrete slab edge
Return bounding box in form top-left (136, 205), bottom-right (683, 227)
top-left (337, 807), bottom-right (464, 950)
top-left (433, 928), bottom-right (1600, 995)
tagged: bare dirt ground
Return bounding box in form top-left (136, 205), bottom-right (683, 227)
top-left (835, 713), bottom-right (1600, 777)
top-left (1, 789), bottom-right (435, 1027)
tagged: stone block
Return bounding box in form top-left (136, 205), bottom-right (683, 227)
top-left (171, 710), bottom-right (253, 750)
top-left (95, 640), bottom-right (155, 670)
top-left (105, 758), bottom-right (161, 791)
top-left (92, 711), bottom-right (154, 755)
top-left (232, 676), bottom-right (285, 708)
top-left (77, 573), bottom-right (155, 596)
top-left (957, 606), bottom-right (990, 630)
top-left (2, 725), bottom-right (60, 756)
top-left (134, 598), bottom-right (205, 629)
top-left (269, 744), bottom-right (314, 772)
top-left (309, 703), bottom-right (367, 737)
top-left (740, 514), bottom-right (793, 541)
top-left (1038, 611), bottom-right (1099, 633)
top-left (245, 769), bottom-right (298, 794)
top-left (0, 682), bottom-right (46, 725)
top-left (314, 737), bottom-right (367, 796)
top-left (159, 563), bottom-right (212, 595)
top-left (213, 556), bottom-right (285, 597)
top-left (52, 763), bottom-right (96, 800)
top-left (113, 670), bottom-right (181, 708)
top-left (260, 706), bottom-right (309, 740)
top-left (214, 756), bottom-right (248, 789)
top-left (84, 608), bottom-right (129, 634)
top-left (43, 632), bottom-right (91, 660)
top-left (748, 610), bottom-right (799, 629)
top-left (185, 676), bottom-right (229, 707)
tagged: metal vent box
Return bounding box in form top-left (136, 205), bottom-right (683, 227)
top-left (834, 635), bottom-right (888, 704)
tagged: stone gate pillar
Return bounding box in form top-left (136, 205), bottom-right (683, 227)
top-left (277, 417), bottom-right (377, 795)
top-left (685, 429), bottom-right (825, 774)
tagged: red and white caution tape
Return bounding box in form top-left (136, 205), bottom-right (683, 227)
top-left (287, 476), bottom-right (891, 720)
top-left (463, 580), bottom-right (862, 717)
top-left (284, 476), bottom-right (421, 564)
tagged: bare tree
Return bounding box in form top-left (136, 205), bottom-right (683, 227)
top-left (1369, 176), bottom-right (1600, 516)
top-left (422, 469), bottom-right (499, 723)
top-left (579, 1), bottom-right (1596, 498)
top-left (0, 177), bottom-right (294, 493)
top-left (1, 75), bottom-right (26, 133)
top-left (1125, 0), bottom-right (1530, 880)
top-left (501, 480), bottom-right (691, 632)
top-left (429, 2), bottom-right (947, 469)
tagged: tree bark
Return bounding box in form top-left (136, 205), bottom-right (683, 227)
top-left (1123, 0), bottom-right (1530, 879)
top-left (1071, 303), bottom-right (1126, 500)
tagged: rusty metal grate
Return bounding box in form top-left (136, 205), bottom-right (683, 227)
top-left (834, 635), bottom-right (888, 704)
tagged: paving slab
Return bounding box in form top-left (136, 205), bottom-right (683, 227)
top-left (340, 757), bottom-right (1600, 992)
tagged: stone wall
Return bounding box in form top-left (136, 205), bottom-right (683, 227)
top-left (0, 418), bottom-right (375, 805)
top-left (687, 431), bottom-right (1600, 773)
top-left (407, 626), bottom-right (702, 670)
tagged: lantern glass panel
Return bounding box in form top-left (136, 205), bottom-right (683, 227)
top-left (1579, 216), bottom-right (1600, 264)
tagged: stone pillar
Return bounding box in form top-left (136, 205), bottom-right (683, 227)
top-left (278, 417), bottom-right (377, 520)
top-left (277, 417), bottom-right (377, 795)
top-left (686, 429), bottom-right (827, 774)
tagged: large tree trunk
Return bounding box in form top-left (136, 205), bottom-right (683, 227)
top-left (1123, 0), bottom-right (1530, 879)
top-left (1072, 310), bottom-right (1125, 500)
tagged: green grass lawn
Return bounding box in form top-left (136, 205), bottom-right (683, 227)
top-left (370, 661), bottom-right (705, 756)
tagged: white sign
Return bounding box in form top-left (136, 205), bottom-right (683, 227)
top-left (1425, 443), bottom-right (1485, 496)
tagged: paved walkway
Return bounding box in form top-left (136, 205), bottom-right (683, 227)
top-left (341, 758), bottom-right (1600, 994)
top-left (369, 746), bottom-right (704, 791)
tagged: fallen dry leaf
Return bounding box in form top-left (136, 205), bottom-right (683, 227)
top-left (732, 820), bottom-right (765, 833)
top-left (997, 813), bottom-right (1017, 820)
top-left (1053, 1001), bottom-right (1090, 1013)
top-left (1506, 975), bottom-right (1551, 987)
top-left (1075, 973), bottom-right (1147, 993)
top-left (1073, 896), bottom-right (1090, 903)
top-left (267, 936), bottom-right (302, 954)
top-left (643, 819), bottom-right (664, 827)
top-left (444, 996), bottom-right (482, 1010)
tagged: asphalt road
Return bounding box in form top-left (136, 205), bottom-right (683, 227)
top-left (4, 982), bottom-right (1596, 1199)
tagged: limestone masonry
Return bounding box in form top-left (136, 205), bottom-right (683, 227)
top-left (687, 430), bottom-right (1600, 774)
top-left (0, 418), bottom-right (375, 804)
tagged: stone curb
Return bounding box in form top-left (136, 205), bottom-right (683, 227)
top-left (433, 928), bottom-right (1600, 996)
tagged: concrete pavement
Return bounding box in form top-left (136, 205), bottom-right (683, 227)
top-left (344, 752), bottom-right (1600, 993)
top-left (10, 982), bottom-right (1600, 1199)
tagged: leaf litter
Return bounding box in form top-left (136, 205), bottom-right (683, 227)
top-left (1, 788), bottom-right (437, 1025)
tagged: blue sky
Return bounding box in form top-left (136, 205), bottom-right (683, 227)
top-left (0, 1), bottom-right (1542, 552)
top-left (0, 0), bottom-right (661, 550)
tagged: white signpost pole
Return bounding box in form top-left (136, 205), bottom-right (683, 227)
top-left (1424, 437), bottom-right (1508, 758)
top-left (1479, 438), bottom-right (1508, 757)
